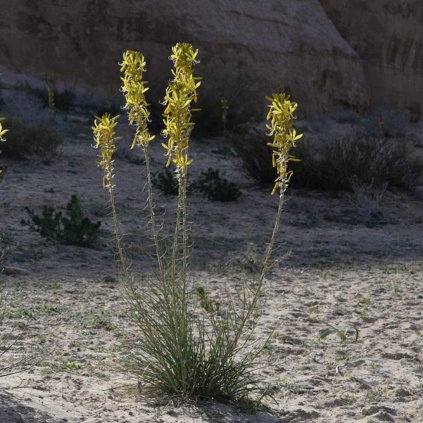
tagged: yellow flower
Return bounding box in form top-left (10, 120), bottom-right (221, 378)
top-left (0, 122), bottom-right (7, 142)
top-left (266, 94), bottom-right (303, 195)
top-left (92, 114), bottom-right (120, 189)
top-left (161, 43), bottom-right (201, 170)
top-left (120, 50), bottom-right (155, 148)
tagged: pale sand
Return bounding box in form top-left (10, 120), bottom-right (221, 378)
top-left (0, 116), bottom-right (422, 422)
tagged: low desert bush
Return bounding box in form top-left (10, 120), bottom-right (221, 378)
top-left (24, 195), bottom-right (101, 247)
top-left (233, 127), bottom-right (422, 192)
top-left (190, 168), bottom-right (241, 201)
top-left (1, 119), bottom-right (62, 162)
top-left (232, 129), bottom-right (276, 185)
top-left (152, 168), bottom-right (179, 196)
top-left (153, 167), bottom-right (241, 201)
top-left (92, 46), bottom-right (302, 402)
top-left (0, 89), bottom-right (62, 162)
top-left (290, 134), bottom-right (422, 192)
top-left (24, 83), bottom-right (76, 112)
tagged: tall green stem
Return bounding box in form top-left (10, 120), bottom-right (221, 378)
top-left (228, 187), bottom-right (286, 355)
top-left (143, 144), bottom-right (164, 278)
top-left (107, 177), bottom-right (130, 283)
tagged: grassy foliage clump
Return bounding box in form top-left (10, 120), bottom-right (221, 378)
top-left (24, 195), bottom-right (101, 247)
top-left (93, 46), bottom-right (302, 402)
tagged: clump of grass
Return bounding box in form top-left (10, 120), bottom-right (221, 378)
top-left (23, 195), bottom-right (101, 247)
top-left (93, 46), bottom-right (302, 402)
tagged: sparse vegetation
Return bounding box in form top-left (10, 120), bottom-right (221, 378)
top-left (291, 133), bottom-right (422, 192)
top-left (232, 130), bottom-right (276, 185)
top-left (93, 46), bottom-right (301, 402)
top-left (152, 168), bottom-right (179, 196)
top-left (190, 167), bottom-right (241, 201)
top-left (0, 118), bottom-right (62, 162)
top-left (24, 195), bottom-right (101, 247)
top-left (26, 83), bottom-right (76, 112)
top-left (154, 167), bottom-right (242, 201)
top-left (233, 126), bottom-right (423, 192)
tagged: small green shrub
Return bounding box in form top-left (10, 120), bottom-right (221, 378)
top-left (1, 119), bottom-right (62, 162)
top-left (154, 167), bottom-right (242, 201)
top-left (233, 128), bottom-right (423, 192)
top-left (190, 168), bottom-right (241, 201)
top-left (231, 129), bottom-right (276, 185)
top-left (24, 195), bottom-right (101, 247)
top-left (291, 134), bottom-right (423, 192)
top-left (152, 168), bottom-right (179, 196)
top-left (29, 84), bottom-right (76, 112)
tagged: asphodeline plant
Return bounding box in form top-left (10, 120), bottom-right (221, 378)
top-left (92, 44), bottom-right (303, 403)
top-left (92, 113), bottom-right (128, 274)
top-left (120, 50), bottom-right (162, 276)
top-left (161, 43), bottom-right (201, 290)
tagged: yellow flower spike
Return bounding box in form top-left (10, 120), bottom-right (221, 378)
top-left (266, 93), bottom-right (303, 195)
top-left (120, 50), bottom-right (155, 148)
top-left (92, 113), bottom-right (120, 190)
top-left (0, 122), bottom-right (7, 142)
top-left (161, 43), bottom-right (201, 170)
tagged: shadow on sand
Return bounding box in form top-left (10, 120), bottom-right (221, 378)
top-left (0, 392), bottom-right (58, 423)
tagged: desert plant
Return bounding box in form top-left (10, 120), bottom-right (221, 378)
top-left (0, 119), bottom-right (7, 176)
top-left (24, 195), bottom-right (101, 247)
top-left (190, 168), bottom-right (241, 201)
top-left (93, 46), bottom-right (302, 402)
top-left (152, 168), bottom-right (179, 196)
top-left (234, 126), bottom-right (422, 192)
top-left (29, 83), bottom-right (76, 112)
top-left (232, 129), bottom-right (277, 185)
top-left (291, 134), bottom-right (422, 192)
top-left (0, 118), bottom-right (62, 162)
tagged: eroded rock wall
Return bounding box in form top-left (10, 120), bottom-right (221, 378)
top-left (0, 0), bottom-right (368, 116)
top-left (321, 0), bottom-right (423, 120)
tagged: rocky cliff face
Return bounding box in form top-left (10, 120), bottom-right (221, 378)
top-left (320, 0), bottom-right (423, 121)
top-left (0, 0), bottom-right (368, 116)
top-left (1, 1), bottom-right (421, 119)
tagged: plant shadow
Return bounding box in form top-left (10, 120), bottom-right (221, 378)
top-left (0, 392), bottom-right (60, 423)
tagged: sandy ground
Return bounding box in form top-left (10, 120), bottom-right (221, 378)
top-left (0, 115), bottom-right (422, 422)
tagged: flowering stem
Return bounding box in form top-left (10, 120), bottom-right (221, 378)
top-left (107, 178), bottom-right (130, 283)
top-left (143, 144), bottom-right (164, 278)
top-left (180, 169), bottom-right (189, 292)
